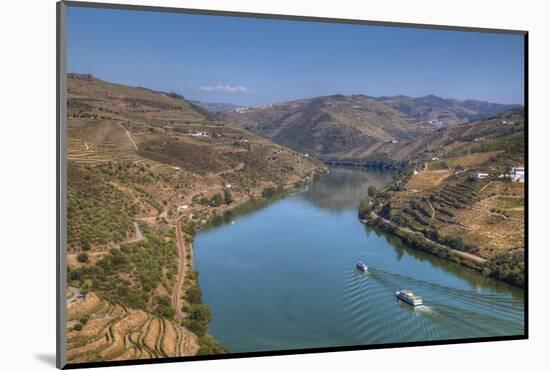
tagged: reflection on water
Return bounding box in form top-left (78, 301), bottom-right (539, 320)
top-left (373, 228), bottom-right (525, 300)
top-left (302, 167), bottom-right (394, 212)
top-left (194, 166), bottom-right (525, 353)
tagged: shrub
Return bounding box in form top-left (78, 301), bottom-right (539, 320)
top-left (186, 285), bottom-right (202, 304)
top-left (197, 334), bottom-right (229, 355)
top-left (73, 323), bottom-right (83, 331)
top-left (367, 186), bottom-right (377, 197)
top-left (154, 305), bottom-right (175, 319)
top-left (76, 253), bottom-right (89, 263)
top-left (223, 188), bottom-right (233, 204)
top-left (358, 198), bottom-right (373, 219)
top-left (209, 193), bottom-right (223, 207)
top-left (183, 304), bottom-right (212, 337)
top-left (262, 187), bottom-right (276, 198)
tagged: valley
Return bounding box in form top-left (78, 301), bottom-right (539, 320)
top-left (65, 74), bottom-right (525, 364)
top-left (65, 74), bottom-right (324, 364)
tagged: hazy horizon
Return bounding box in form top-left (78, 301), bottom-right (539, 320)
top-left (66, 72), bottom-right (525, 108)
top-left (67, 6), bottom-right (525, 106)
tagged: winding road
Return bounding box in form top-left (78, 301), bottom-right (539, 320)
top-left (172, 214), bottom-right (187, 322)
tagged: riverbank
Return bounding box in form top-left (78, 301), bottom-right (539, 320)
top-left (358, 160), bottom-right (524, 288)
top-left (361, 211), bottom-right (485, 271)
top-left (175, 167), bottom-right (328, 353)
top-left (192, 166), bottom-right (524, 352)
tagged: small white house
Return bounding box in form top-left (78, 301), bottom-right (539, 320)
top-left (188, 131), bottom-right (210, 138)
top-left (177, 204), bottom-right (189, 213)
top-left (432, 157), bottom-right (440, 161)
top-left (225, 184), bottom-right (232, 189)
top-left (469, 172), bottom-right (489, 181)
top-left (391, 140), bottom-right (399, 144)
top-left (510, 166), bottom-right (525, 183)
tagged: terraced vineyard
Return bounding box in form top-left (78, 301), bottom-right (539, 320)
top-left (67, 293), bottom-right (198, 364)
top-left (361, 109), bottom-right (525, 287)
top-left (67, 137), bottom-right (166, 171)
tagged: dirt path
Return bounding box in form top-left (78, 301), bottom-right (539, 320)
top-left (119, 122), bottom-right (138, 150)
top-left (216, 162), bottom-right (245, 177)
top-left (479, 180), bottom-right (494, 193)
top-left (172, 214), bottom-right (187, 322)
top-left (67, 286), bottom-right (82, 304)
top-left (133, 222), bottom-right (144, 242)
top-left (427, 198), bottom-right (436, 218)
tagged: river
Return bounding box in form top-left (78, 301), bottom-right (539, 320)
top-left (194, 166), bottom-right (525, 353)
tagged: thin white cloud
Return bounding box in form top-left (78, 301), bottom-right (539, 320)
top-left (200, 84), bottom-right (257, 94)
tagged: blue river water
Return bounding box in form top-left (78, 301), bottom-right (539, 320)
top-left (194, 166), bottom-right (524, 353)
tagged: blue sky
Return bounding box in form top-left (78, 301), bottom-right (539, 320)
top-left (67, 6), bottom-right (525, 106)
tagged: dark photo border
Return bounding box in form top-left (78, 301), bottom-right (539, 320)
top-left (56, 1), bottom-right (528, 368)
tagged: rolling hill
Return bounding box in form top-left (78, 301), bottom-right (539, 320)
top-left (224, 94), bottom-right (522, 166)
top-left (373, 94), bottom-right (520, 125)
top-left (223, 94), bottom-right (431, 162)
top-left (360, 108), bottom-right (525, 286)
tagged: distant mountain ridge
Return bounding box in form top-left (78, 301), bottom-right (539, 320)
top-left (223, 93), bottom-right (521, 163)
top-left (373, 94), bottom-right (521, 125)
top-left (190, 100), bottom-right (244, 113)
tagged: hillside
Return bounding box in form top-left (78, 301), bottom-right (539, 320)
top-left (405, 108), bottom-right (525, 163)
top-left (65, 74), bottom-right (324, 363)
top-left (224, 94), bottom-right (430, 163)
top-left (374, 94), bottom-right (520, 125)
top-left (359, 109), bottom-right (525, 287)
top-left (224, 94), bottom-right (520, 166)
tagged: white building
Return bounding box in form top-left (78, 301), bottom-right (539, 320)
top-left (510, 166), bottom-right (525, 183)
top-left (187, 131), bottom-right (210, 138)
top-left (177, 204), bottom-right (189, 213)
top-left (469, 172), bottom-right (489, 181)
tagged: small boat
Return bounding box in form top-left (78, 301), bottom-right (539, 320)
top-left (355, 261), bottom-right (368, 272)
top-left (396, 289), bottom-right (423, 306)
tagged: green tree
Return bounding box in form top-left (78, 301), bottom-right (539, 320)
top-left (262, 187), bottom-right (276, 198)
top-left (76, 252), bottom-right (89, 263)
top-left (223, 188), bottom-right (233, 204)
top-left (368, 186), bottom-right (377, 197)
top-left (209, 193), bottom-right (223, 207)
top-left (186, 285), bottom-right (202, 304)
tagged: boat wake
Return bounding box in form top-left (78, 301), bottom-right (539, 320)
top-left (334, 266), bottom-right (524, 342)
